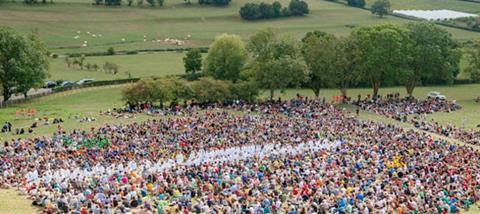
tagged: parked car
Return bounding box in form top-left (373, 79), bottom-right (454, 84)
top-left (77, 79), bottom-right (94, 85)
top-left (60, 81), bottom-right (75, 87)
top-left (427, 91), bottom-right (446, 100)
top-left (44, 81), bottom-right (57, 88)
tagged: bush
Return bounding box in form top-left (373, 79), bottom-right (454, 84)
top-left (239, 0), bottom-right (307, 21)
top-left (107, 47), bottom-right (115, 55)
top-left (240, 3), bottom-right (262, 20)
top-left (228, 80), bottom-right (259, 102)
top-left (289, 0), bottom-right (309, 16)
top-left (347, 0), bottom-right (365, 8)
top-left (199, 0), bottom-right (231, 6)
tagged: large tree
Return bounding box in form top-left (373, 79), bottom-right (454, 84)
top-left (248, 28), bottom-right (305, 100)
top-left (17, 31), bottom-right (49, 98)
top-left (302, 31), bottom-right (338, 98)
top-left (371, 0), bottom-right (390, 18)
top-left (203, 34), bottom-right (247, 82)
top-left (0, 27), bottom-right (49, 102)
top-left (333, 37), bottom-right (361, 97)
top-left (404, 22), bottom-right (460, 96)
top-left (183, 48), bottom-right (202, 76)
top-left (464, 39), bottom-right (480, 83)
top-left (351, 24), bottom-right (410, 97)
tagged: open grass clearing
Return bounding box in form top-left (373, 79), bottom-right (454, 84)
top-left (48, 51), bottom-right (187, 81)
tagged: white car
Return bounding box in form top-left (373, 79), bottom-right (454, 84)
top-left (427, 91), bottom-right (446, 100)
top-left (77, 79), bottom-right (95, 85)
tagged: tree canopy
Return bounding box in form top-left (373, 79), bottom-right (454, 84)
top-left (404, 22), bottom-right (460, 96)
top-left (0, 27), bottom-right (49, 102)
top-left (203, 34), bottom-right (247, 82)
top-left (248, 28), bottom-right (305, 100)
top-left (351, 24), bottom-right (410, 97)
top-left (371, 0), bottom-right (390, 18)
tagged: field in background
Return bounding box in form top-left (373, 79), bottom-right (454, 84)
top-left (365, 0), bottom-right (480, 14)
top-left (1, 0), bottom-right (480, 55)
top-left (48, 52), bottom-right (187, 81)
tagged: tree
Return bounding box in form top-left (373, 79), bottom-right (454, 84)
top-left (302, 31), bottom-right (338, 97)
top-left (203, 34), bottom-right (247, 82)
top-left (259, 3), bottom-right (274, 19)
top-left (127, 0), bottom-right (133, 6)
top-left (247, 28), bottom-right (305, 100)
top-left (288, 0), bottom-right (309, 16)
top-left (78, 56), bottom-right (86, 70)
top-left (183, 49), bottom-right (202, 76)
top-left (351, 24), bottom-right (410, 97)
top-left (347, 0), bottom-right (365, 8)
top-left (333, 37), bottom-right (361, 97)
top-left (146, 0), bottom-right (155, 6)
top-left (465, 39), bottom-right (480, 83)
top-left (0, 27), bottom-right (49, 101)
top-left (107, 47), bottom-right (115, 55)
top-left (199, 0), bottom-right (231, 6)
top-left (404, 22), bottom-right (460, 96)
top-left (229, 80), bottom-right (259, 102)
top-left (371, 0), bottom-right (390, 18)
top-left (157, 0), bottom-right (164, 6)
top-left (137, 0), bottom-right (144, 6)
top-left (272, 1), bottom-right (282, 18)
top-left (105, 0), bottom-right (121, 5)
top-left (240, 3), bottom-right (261, 20)
top-left (191, 77), bottom-right (231, 104)
top-left (17, 31), bottom-right (49, 98)
top-left (65, 57), bottom-right (72, 68)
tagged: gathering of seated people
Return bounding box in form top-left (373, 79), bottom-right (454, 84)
top-left (350, 93), bottom-right (461, 121)
top-left (0, 96), bottom-right (479, 213)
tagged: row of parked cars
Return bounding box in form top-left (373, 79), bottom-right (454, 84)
top-left (44, 79), bottom-right (95, 89)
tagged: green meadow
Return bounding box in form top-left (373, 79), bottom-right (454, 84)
top-left (1, 0), bottom-right (480, 56)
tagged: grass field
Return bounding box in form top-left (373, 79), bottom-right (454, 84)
top-left (0, 85), bottom-right (151, 142)
top-left (1, 0), bottom-right (480, 55)
top-left (48, 52), bottom-right (187, 81)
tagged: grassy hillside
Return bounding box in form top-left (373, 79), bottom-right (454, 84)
top-left (1, 0), bottom-right (480, 55)
top-left (48, 52), bottom-right (187, 81)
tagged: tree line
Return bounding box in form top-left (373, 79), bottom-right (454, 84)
top-left (92, 0), bottom-right (229, 7)
top-left (125, 22), bottom-right (469, 105)
top-left (239, 0), bottom-right (309, 21)
top-left (195, 23), bottom-right (461, 100)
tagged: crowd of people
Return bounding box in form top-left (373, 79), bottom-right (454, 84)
top-left (413, 118), bottom-right (480, 146)
top-left (0, 96), bottom-right (479, 213)
top-left (351, 93), bottom-right (461, 121)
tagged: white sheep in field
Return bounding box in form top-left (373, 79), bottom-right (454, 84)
top-left (77, 31), bottom-right (81, 34)
top-left (81, 43), bottom-right (87, 47)
top-left (98, 34), bottom-right (102, 37)
top-left (121, 38), bottom-right (126, 42)
top-left (92, 34), bottom-right (97, 38)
